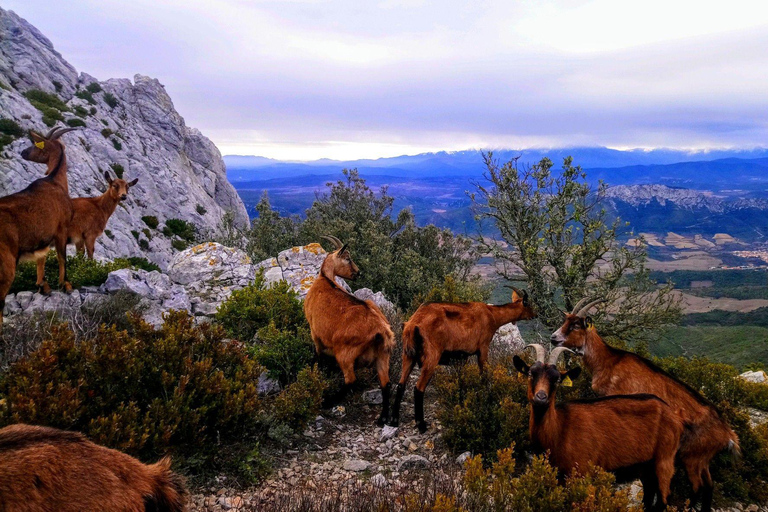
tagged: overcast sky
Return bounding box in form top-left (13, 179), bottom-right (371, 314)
top-left (5, 0), bottom-right (768, 160)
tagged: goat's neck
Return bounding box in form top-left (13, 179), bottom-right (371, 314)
top-left (319, 260), bottom-right (354, 297)
top-left (47, 150), bottom-right (69, 193)
top-left (97, 192), bottom-right (120, 218)
top-left (530, 399), bottom-right (561, 451)
top-left (489, 302), bottom-right (524, 329)
top-left (582, 330), bottom-right (617, 375)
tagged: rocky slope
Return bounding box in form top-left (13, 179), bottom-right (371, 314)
top-left (0, 8), bottom-right (249, 269)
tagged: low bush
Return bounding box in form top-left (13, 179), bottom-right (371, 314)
top-left (112, 138), bottom-right (122, 150)
top-left (10, 253), bottom-right (159, 293)
top-left (75, 89), bottom-right (96, 105)
top-left (85, 82), bottom-right (102, 94)
top-left (101, 128), bottom-right (114, 138)
top-left (24, 89), bottom-right (69, 112)
top-left (0, 312), bottom-right (263, 465)
top-left (103, 92), bottom-right (119, 108)
top-left (215, 272), bottom-right (307, 341)
top-left (66, 117), bottom-right (86, 127)
top-left (0, 118), bottom-right (22, 153)
top-left (251, 323), bottom-right (315, 385)
top-left (171, 239), bottom-right (188, 251)
top-left (408, 274), bottom-right (490, 316)
top-left (270, 365), bottom-right (326, 431)
top-left (142, 215), bottom-right (159, 229)
top-left (164, 218), bottom-right (197, 242)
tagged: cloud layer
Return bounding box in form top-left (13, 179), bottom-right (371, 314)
top-left (6, 0), bottom-right (768, 159)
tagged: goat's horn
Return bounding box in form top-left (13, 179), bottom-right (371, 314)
top-left (576, 299), bottom-right (606, 318)
top-left (548, 346), bottom-right (574, 365)
top-left (523, 344), bottom-right (546, 363)
top-left (320, 235), bottom-right (343, 250)
top-left (51, 127), bottom-right (77, 140)
top-left (570, 297), bottom-right (591, 315)
top-left (44, 126), bottom-right (60, 139)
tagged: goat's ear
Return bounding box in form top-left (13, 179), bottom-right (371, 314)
top-left (511, 289), bottom-right (521, 302)
top-left (128, 178), bottom-right (139, 187)
top-left (30, 130), bottom-right (45, 143)
top-left (512, 355), bottom-right (530, 375)
top-left (104, 171), bottom-right (113, 184)
top-left (584, 316), bottom-right (594, 330)
top-left (562, 367), bottom-right (581, 382)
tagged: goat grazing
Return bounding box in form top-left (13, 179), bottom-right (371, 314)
top-left (391, 288), bottom-right (536, 432)
top-left (550, 298), bottom-right (740, 511)
top-left (0, 127), bottom-right (76, 326)
top-left (0, 423), bottom-right (187, 512)
top-left (32, 171), bottom-right (138, 282)
top-left (513, 345), bottom-right (684, 511)
top-left (304, 235), bottom-right (395, 425)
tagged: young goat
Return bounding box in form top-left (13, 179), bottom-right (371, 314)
top-left (304, 235), bottom-right (395, 425)
top-left (391, 288), bottom-right (536, 432)
top-left (33, 171), bottom-right (138, 280)
top-left (0, 423), bottom-right (187, 512)
top-left (513, 345), bottom-right (684, 511)
top-left (550, 298), bottom-right (740, 512)
top-left (0, 127), bottom-right (76, 327)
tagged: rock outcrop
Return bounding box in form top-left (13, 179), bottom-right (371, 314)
top-left (0, 8), bottom-right (249, 269)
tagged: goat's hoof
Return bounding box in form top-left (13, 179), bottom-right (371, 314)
top-left (388, 417), bottom-right (400, 427)
top-left (375, 415), bottom-right (388, 426)
top-left (38, 283), bottom-right (52, 296)
top-left (63, 282), bottom-right (73, 293)
top-left (417, 421), bottom-right (429, 434)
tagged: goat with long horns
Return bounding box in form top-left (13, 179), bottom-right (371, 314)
top-left (550, 297), bottom-right (739, 511)
top-left (513, 344), bottom-right (684, 511)
top-left (0, 127), bottom-right (77, 328)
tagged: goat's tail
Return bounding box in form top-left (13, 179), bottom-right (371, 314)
top-left (145, 456), bottom-right (187, 512)
top-left (725, 428), bottom-right (741, 458)
top-left (403, 324), bottom-right (424, 360)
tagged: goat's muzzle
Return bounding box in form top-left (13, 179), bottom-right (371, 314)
top-left (120, 194), bottom-right (127, 201)
top-left (20, 147), bottom-right (31, 159)
top-left (533, 391), bottom-right (548, 406)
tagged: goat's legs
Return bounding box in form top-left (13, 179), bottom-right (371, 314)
top-left (375, 351), bottom-right (391, 426)
top-left (639, 468), bottom-right (659, 511)
top-left (413, 355), bottom-right (439, 433)
top-left (477, 346), bottom-right (489, 373)
top-left (53, 237), bottom-right (72, 293)
top-left (85, 236), bottom-right (96, 259)
top-left (390, 353), bottom-right (417, 427)
top-left (35, 253), bottom-right (51, 295)
top-left (654, 455), bottom-right (676, 512)
top-left (0, 250), bottom-right (15, 330)
top-left (75, 240), bottom-right (85, 256)
top-left (322, 355), bottom-right (357, 408)
top-left (700, 466), bottom-right (714, 512)
top-left (683, 458), bottom-right (708, 511)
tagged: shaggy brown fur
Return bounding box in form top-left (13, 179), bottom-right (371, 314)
top-left (551, 308), bottom-right (739, 512)
top-left (0, 127), bottom-right (76, 327)
top-left (0, 424), bottom-right (187, 512)
top-left (391, 289), bottom-right (536, 432)
top-left (514, 348), bottom-right (683, 511)
top-left (33, 171), bottom-right (138, 281)
top-left (304, 236), bottom-right (395, 424)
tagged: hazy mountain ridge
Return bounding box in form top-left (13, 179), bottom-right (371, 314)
top-left (0, 8), bottom-right (249, 268)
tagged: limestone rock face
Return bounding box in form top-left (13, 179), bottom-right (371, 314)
top-left (740, 370), bottom-right (768, 384)
top-left (0, 8), bottom-right (249, 270)
top-left (101, 268), bottom-right (190, 326)
top-left (168, 242), bottom-right (256, 316)
top-left (258, 243), bottom-right (352, 297)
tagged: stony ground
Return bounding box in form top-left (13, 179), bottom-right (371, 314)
top-left (188, 388), bottom-right (461, 511)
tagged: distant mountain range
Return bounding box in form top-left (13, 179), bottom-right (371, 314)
top-left (226, 148), bottom-right (768, 243)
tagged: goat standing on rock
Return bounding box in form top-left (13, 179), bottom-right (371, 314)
top-left (391, 287), bottom-right (536, 433)
top-left (551, 297), bottom-right (740, 512)
top-left (304, 235), bottom-right (395, 425)
top-left (0, 127), bottom-right (76, 327)
top-left (514, 345), bottom-right (684, 511)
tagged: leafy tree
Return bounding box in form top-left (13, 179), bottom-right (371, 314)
top-left (472, 153), bottom-right (680, 343)
top-left (246, 192), bottom-right (301, 261)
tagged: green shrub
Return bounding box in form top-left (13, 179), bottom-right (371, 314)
top-left (142, 215), bottom-right (159, 229)
top-left (24, 89), bottom-right (69, 112)
top-left (0, 312), bottom-right (264, 463)
top-left (142, 228), bottom-right (152, 240)
top-left (112, 138), bottom-right (122, 150)
top-left (75, 90), bottom-right (96, 105)
top-left (104, 229), bottom-right (114, 239)
top-left (121, 256), bottom-right (160, 272)
top-left (131, 230), bottom-right (140, 240)
top-left (251, 323), bottom-right (315, 385)
top-left (10, 253), bottom-right (141, 293)
top-left (101, 128), bottom-right (114, 138)
top-left (165, 218), bottom-right (197, 242)
top-left (271, 365), bottom-right (326, 432)
top-left (110, 162), bottom-right (124, 179)
top-left (103, 92), bottom-right (118, 108)
top-left (196, 204), bottom-right (207, 215)
top-left (139, 239), bottom-right (150, 250)
top-left (408, 274), bottom-right (490, 316)
top-left (434, 363), bottom-right (530, 460)
top-left (52, 80), bottom-right (62, 92)
top-left (215, 273), bottom-right (307, 342)
top-left (85, 82), bottom-right (102, 93)
top-left (0, 118), bottom-right (23, 137)
top-left (66, 117), bottom-right (86, 127)
top-left (171, 239), bottom-right (188, 251)
top-left (73, 105), bottom-right (90, 117)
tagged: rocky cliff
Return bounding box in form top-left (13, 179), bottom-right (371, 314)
top-left (0, 8), bottom-right (249, 269)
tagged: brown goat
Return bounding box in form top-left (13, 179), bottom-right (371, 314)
top-left (304, 235), bottom-right (395, 425)
top-left (0, 423), bottom-right (187, 512)
top-left (0, 127), bottom-right (76, 327)
top-left (391, 288), bottom-right (536, 432)
top-left (33, 171), bottom-right (138, 283)
top-left (550, 298), bottom-right (740, 512)
top-left (513, 345), bottom-right (684, 511)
